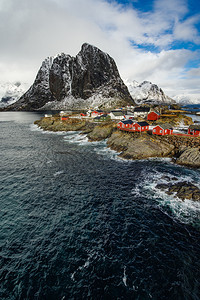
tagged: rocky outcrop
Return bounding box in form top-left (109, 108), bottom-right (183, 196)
top-left (9, 43), bottom-right (134, 110)
top-left (176, 147), bottom-right (200, 167)
top-left (87, 123), bottom-right (115, 141)
top-left (107, 131), bottom-right (175, 159)
top-left (156, 181), bottom-right (200, 201)
top-left (34, 116), bottom-right (86, 132)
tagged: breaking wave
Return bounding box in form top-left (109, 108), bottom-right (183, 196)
top-left (131, 165), bottom-right (200, 227)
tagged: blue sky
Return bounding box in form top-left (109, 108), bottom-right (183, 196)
top-left (0, 0), bottom-right (199, 101)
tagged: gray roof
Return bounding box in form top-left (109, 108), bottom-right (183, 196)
top-left (157, 123), bottom-right (173, 130)
top-left (121, 120), bottom-right (134, 124)
top-left (111, 111), bottom-right (125, 116)
top-left (136, 121), bottom-right (149, 127)
top-left (134, 107), bottom-right (150, 113)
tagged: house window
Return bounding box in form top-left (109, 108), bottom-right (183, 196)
top-left (165, 130), bottom-right (167, 133)
top-left (153, 129), bottom-right (156, 132)
top-left (160, 130), bottom-right (162, 133)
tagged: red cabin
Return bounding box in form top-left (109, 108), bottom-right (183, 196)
top-left (132, 121), bottom-right (149, 132)
top-left (152, 124), bottom-right (173, 135)
top-left (61, 116), bottom-right (69, 121)
top-left (118, 119), bottom-right (134, 129)
top-left (188, 125), bottom-right (200, 136)
top-left (80, 113), bottom-right (87, 117)
top-left (147, 111), bottom-right (160, 121)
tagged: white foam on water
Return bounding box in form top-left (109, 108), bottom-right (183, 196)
top-left (94, 145), bottom-right (124, 162)
top-left (63, 132), bottom-right (90, 145)
top-left (29, 124), bottom-right (67, 135)
top-left (53, 170), bottom-right (64, 177)
top-left (29, 124), bottom-right (43, 132)
top-left (70, 252), bottom-right (98, 282)
top-left (122, 266), bottom-right (127, 287)
top-left (134, 168), bottom-right (200, 226)
top-left (63, 131), bottom-right (130, 162)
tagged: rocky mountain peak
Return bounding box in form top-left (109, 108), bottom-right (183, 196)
top-left (125, 80), bottom-right (175, 105)
top-left (9, 43), bottom-right (133, 110)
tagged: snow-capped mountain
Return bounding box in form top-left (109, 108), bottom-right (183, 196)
top-left (0, 82), bottom-right (29, 108)
top-left (9, 43), bottom-right (134, 110)
top-left (125, 80), bottom-right (175, 105)
top-left (172, 94), bottom-right (200, 105)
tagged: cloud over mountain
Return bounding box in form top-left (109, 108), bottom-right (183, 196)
top-left (0, 0), bottom-right (199, 102)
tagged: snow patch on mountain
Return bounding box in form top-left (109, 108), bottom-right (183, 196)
top-left (0, 82), bottom-right (29, 108)
top-left (125, 80), bottom-right (175, 105)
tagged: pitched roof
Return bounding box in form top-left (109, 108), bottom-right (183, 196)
top-left (111, 111), bottom-right (125, 116)
top-left (149, 110), bottom-right (160, 115)
top-left (188, 125), bottom-right (200, 130)
top-left (134, 107), bottom-right (150, 113)
top-left (156, 123), bottom-right (173, 129)
top-left (122, 120), bottom-right (134, 124)
top-left (135, 121), bottom-right (149, 127)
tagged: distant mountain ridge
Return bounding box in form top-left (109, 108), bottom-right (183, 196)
top-left (172, 94), bottom-right (200, 105)
top-left (8, 43), bottom-right (134, 110)
top-left (125, 80), bottom-right (175, 105)
top-left (0, 82), bottom-right (28, 108)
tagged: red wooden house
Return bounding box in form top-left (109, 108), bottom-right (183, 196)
top-left (147, 111), bottom-right (160, 121)
top-left (152, 123), bottom-right (173, 135)
top-left (132, 121), bottom-right (149, 132)
top-left (188, 125), bottom-right (200, 136)
top-left (61, 116), bottom-right (69, 121)
top-left (117, 120), bottom-right (133, 129)
top-left (80, 113), bottom-right (87, 117)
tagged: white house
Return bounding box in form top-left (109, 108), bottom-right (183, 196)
top-left (134, 107), bottom-right (151, 118)
top-left (109, 111), bottom-right (125, 120)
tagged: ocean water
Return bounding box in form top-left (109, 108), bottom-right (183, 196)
top-left (182, 104), bottom-right (200, 113)
top-left (0, 112), bottom-right (200, 300)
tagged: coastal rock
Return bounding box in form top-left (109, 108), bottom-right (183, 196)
top-left (176, 147), bottom-right (200, 167)
top-left (8, 43), bottom-right (134, 110)
top-left (87, 123), bottom-right (114, 141)
top-left (156, 181), bottom-right (200, 201)
top-left (34, 117), bottom-right (86, 132)
top-left (107, 131), bottom-right (175, 159)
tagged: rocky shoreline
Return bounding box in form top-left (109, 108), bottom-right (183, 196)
top-left (34, 116), bottom-right (200, 201)
top-left (35, 116), bottom-right (200, 167)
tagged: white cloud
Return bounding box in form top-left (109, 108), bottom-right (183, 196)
top-left (174, 16), bottom-right (200, 43)
top-left (0, 0), bottom-right (199, 100)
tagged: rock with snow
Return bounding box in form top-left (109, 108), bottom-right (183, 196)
top-left (9, 43), bottom-right (134, 110)
top-left (0, 82), bottom-right (29, 108)
top-left (125, 80), bottom-right (175, 105)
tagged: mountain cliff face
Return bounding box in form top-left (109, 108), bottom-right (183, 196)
top-left (10, 44), bottom-right (134, 110)
top-left (125, 80), bottom-right (175, 105)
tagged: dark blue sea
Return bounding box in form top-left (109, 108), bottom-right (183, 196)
top-left (0, 112), bottom-right (200, 300)
top-left (182, 104), bottom-right (200, 113)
